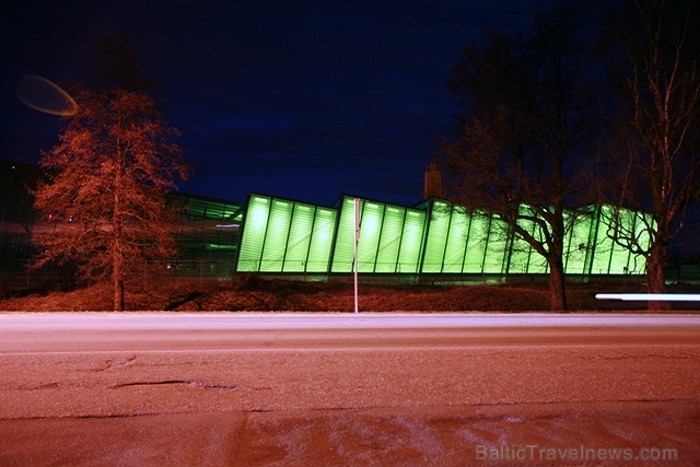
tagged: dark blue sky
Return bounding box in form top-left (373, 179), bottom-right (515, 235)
top-left (2, 0), bottom-right (576, 207)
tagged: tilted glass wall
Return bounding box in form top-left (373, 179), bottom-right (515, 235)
top-left (235, 193), bottom-right (651, 278)
top-left (421, 201), bottom-right (507, 274)
top-left (330, 196), bottom-right (427, 273)
top-left (507, 205), bottom-right (546, 274)
top-left (588, 205), bottom-right (651, 275)
top-left (421, 201), bottom-right (451, 273)
top-left (562, 208), bottom-right (596, 275)
top-left (236, 194), bottom-right (336, 273)
top-left (0, 160), bottom-right (663, 288)
top-left (503, 204), bottom-right (651, 276)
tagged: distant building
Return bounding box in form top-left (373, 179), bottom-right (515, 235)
top-left (0, 160), bottom-right (652, 292)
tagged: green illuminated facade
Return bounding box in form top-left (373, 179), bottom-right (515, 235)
top-left (0, 161), bottom-right (654, 286)
top-left (330, 197), bottom-right (426, 274)
top-left (237, 196), bottom-right (337, 273)
top-left (235, 193), bottom-right (652, 279)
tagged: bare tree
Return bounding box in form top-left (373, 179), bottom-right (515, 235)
top-left (32, 86), bottom-right (189, 311)
top-left (599, 0), bottom-right (700, 309)
top-left (438, 6), bottom-right (592, 310)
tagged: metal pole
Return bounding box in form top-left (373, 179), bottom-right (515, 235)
top-left (353, 197), bottom-right (360, 314)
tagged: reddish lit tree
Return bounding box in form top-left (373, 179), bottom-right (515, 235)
top-left (599, 0), bottom-right (700, 310)
top-left (33, 87), bottom-right (189, 310)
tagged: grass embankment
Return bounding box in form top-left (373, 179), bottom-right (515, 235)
top-left (1, 276), bottom-right (690, 312)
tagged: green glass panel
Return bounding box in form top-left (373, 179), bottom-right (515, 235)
top-left (238, 195), bottom-right (651, 278)
top-left (236, 195), bottom-right (270, 271)
top-left (529, 256), bottom-right (549, 273)
top-left (509, 206), bottom-right (536, 274)
top-left (627, 211), bottom-right (651, 274)
top-left (307, 207), bottom-right (336, 272)
top-left (591, 206), bottom-right (614, 274)
top-left (564, 210), bottom-right (592, 274)
top-left (283, 203), bottom-right (314, 272)
top-left (260, 199), bottom-right (292, 272)
top-left (376, 206), bottom-right (403, 272)
top-left (397, 210), bottom-right (425, 273)
top-left (331, 197), bottom-right (357, 273)
top-left (442, 207), bottom-right (469, 273)
top-left (607, 208), bottom-right (632, 274)
top-left (422, 202), bottom-right (450, 272)
top-left (526, 207), bottom-right (550, 274)
top-left (464, 212), bottom-right (489, 273)
top-left (483, 215), bottom-right (508, 273)
top-left (508, 234), bottom-right (532, 273)
top-left (357, 201), bottom-right (383, 272)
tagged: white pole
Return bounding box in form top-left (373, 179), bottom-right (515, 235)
top-left (353, 197), bottom-right (360, 314)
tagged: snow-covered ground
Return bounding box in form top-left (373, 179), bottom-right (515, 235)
top-left (0, 313), bottom-right (698, 465)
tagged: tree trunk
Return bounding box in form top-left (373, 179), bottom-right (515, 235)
top-left (113, 250), bottom-right (125, 311)
top-left (113, 157), bottom-right (125, 312)
top-left (548, 206), bottom-right (568, 312)
top-left (646, 244), bottom-right (669, 312)
top-left (548, 257), bottom-right (568, 311)
top-left (113, 278), bottom-right (125, 311)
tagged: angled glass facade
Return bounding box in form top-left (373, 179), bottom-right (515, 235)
top-left (421, 202), bottom-right (507, 274)
top-left (0, 161), bottom-right (655, 288)
top-left (235, 193), bottom-right (652, 279)
top-left (330, 197), bottom-right (427, 273)
top-left (237, 194), bottom-right (337, 273)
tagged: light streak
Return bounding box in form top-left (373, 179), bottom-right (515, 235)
top-left (596, 293), bottom-right (700, 301)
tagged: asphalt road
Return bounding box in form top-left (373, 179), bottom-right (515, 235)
top-left (1, 312), bottom-right (699, 352)
top-left (1, 312), bottom-right (698, 465)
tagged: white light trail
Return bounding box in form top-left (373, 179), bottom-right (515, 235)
top-left (596, 293), bottom-right (700, 302)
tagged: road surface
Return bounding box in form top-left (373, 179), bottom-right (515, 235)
top-left (0, 312), bottom-right (698, 466)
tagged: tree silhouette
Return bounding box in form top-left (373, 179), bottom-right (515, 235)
top-left (438, 6), bottom-right (592, 311)
top-left (599, 0), bottom-right (700, 310)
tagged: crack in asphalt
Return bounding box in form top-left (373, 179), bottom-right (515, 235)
top-left (1, 398), bottom-right (695, 423)
top-left (0, 411), bottom-right (188, 421)
top-left (88, 355), bottom-right (137, 372)
top-left (111, 380), bottom-right (237, 390)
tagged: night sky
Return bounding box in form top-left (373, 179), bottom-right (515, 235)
top-left (2, 0), bottom-right (576, 207)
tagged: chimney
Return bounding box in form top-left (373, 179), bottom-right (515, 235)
top-left (423, 163), bottom-right (442, 199)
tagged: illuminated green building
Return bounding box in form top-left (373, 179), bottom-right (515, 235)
top-left (235, 193), bottom-right (651, 281)
top-left (0, 161), bottom-right (653, 288)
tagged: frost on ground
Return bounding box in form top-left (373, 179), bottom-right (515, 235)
top-left (1, 403), bottom-right (697, 466)
top-left (0, 315), bottom-right (698, 466)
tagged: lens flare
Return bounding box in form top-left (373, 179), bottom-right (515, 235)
top-left (16, 74), bottom-right (78, 116)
